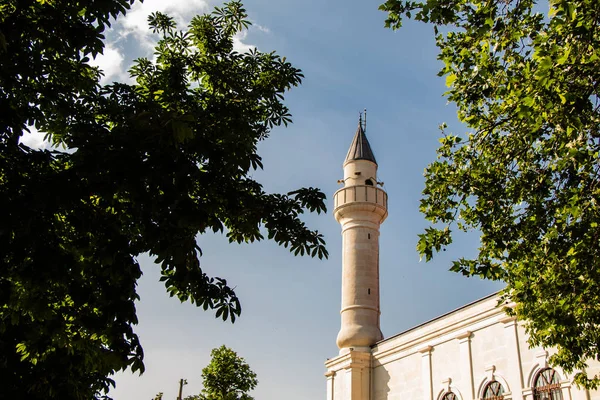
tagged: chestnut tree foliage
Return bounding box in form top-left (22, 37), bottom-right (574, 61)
top-left (380, 0), bottom-right (600, 388)
top-left (0, 1), bottom-right (327, 398)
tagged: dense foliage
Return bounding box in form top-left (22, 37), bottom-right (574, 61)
top-left (380, 0), bottom-right (600, 387)
top-left (185, 345), bottom-right (258, 400)
top-left (0, 1), bottom-right (327, 398)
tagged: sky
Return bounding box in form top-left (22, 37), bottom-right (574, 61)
top-left (23, 0), bottom-right (505, 399)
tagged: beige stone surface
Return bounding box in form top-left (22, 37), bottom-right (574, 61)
top-left (325, 131), bottom-right (600, 400)
top-left (326, 292), bottom-right (600, 400)
top-left (334, 153), bottom-right (387, 351)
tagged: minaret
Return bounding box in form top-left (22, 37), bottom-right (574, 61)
top-left (333, 114), bottom-right (388, 353)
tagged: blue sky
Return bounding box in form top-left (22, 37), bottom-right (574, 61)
top-left (25, 0), bottom-right (505, 399)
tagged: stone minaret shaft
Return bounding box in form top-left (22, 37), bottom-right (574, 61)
top-left (333, 117), bottom-right (388, 352)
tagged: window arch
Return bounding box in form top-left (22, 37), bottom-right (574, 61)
top-left (365, 178), bottom-right (374, 186)
top-left (443, 392), bottom-right (458, 400)
top-left (533, 369), bottom-right (563, 400)
top-left (483, 381), bottom-right (505, 400)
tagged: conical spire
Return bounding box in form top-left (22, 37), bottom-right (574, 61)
top-left (344, 116), bottom-right (377, 164)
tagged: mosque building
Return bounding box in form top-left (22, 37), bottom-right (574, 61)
top-left (324, 118), bottom-right (600, 400)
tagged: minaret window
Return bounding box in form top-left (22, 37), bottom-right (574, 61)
top-left (533, 369), bottom-right (563, 400)
top-left (365, 179), bottom-right (374, 186)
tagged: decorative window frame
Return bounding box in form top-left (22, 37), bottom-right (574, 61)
top-left (476, 365), bottom-right (512, 400)
top-left (437, 378), bottom-right (465, 400)
top-left (523, 354), bottom-right (571, 400)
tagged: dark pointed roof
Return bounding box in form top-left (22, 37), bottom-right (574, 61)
top-left (344, 119), bottom-right (377, 164)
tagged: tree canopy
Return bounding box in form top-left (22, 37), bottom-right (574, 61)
top-left (0, 1), bottom-right (327, 398)
top-left (185, 345), bottom-right (258, 400)
top-left (380, 0), bottom-right (600, 388)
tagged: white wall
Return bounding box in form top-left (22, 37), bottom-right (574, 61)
top-left (326, 293), bottom-right (600, 400)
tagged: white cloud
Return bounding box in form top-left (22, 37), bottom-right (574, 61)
top-left (89, 45), bottom-right (126, 84)
top-left (120, 0), bottom-right (209, 40)
top-left (109, 0), bottom-right (211, 73)
top-left (19, 127), bottom-right (53, 151)
top-left (19, 127), bottom-right (76, 153)
top-left (116, 0), bottom-right (268, 54)
top-left (91, 1), bottom-right (271, 85)
top-left (233, 30), bottom-right (255, 53)
top-left (232, 22), bottom-right (272, 53)
top-left (253, 23), bottom-right (271, 34)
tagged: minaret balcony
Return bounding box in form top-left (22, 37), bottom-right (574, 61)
top-left (333, 185), bottom-right (388, 210)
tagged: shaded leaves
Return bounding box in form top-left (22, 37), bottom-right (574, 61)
top-left (0, 1), bottom-right (326, 399)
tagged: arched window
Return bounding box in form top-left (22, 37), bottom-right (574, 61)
top-left (483, 381), bottom-right (505, 400)
top-left (443, 392), bottom-right (458, 400)
top-left (365, 179), bottom-right (374, 186)
top-left (533, 369), bottom-right (563, 400)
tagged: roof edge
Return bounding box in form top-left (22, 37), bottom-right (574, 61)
top-left (373, 290), bottom-right (503, 347)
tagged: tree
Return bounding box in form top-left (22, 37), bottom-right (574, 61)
top-left (185, 345), bottom-right (258, 400)
top-left (0, 1), bottom-right (327, 399)
top-left (380, 0), bottom-right (600, 388)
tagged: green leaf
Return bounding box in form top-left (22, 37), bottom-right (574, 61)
top-left (382, 0), bottom-right (600, 387)
top-left (445, 73), bottom-right (457, 87)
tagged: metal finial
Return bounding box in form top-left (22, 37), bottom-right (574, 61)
top-left (359, 111), bottom-right (362, 126)
top-left (363, 109), bottom-right (367, 132)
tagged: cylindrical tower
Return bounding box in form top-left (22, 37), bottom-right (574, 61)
top-left (333, 116), bottom-right (388, 352)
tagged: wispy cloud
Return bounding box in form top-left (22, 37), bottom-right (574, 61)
top-left (102, 0), bottom-right (211, 83)
top-left (233, 22), bottom-right (272, 53)
top-left (89, 45), bottom-right (127, 85)
top-left (88, 1), bottom-right (271, 85)
top-left (119, 0), bottom-right (209, 45)
top-left (253, 23), bottom-right (271, 34)
top-left (233, 30), bottom-right (255, 53)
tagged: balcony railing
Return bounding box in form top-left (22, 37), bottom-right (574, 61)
top-left (333, 185), bottom-right (387, 209)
